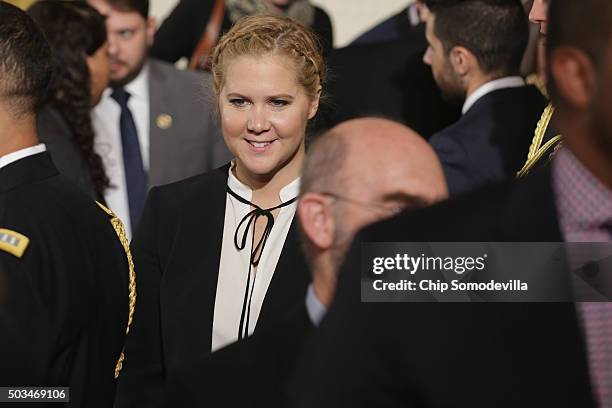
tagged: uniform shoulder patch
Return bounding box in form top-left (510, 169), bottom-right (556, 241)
top-left (0, 228), bottom-right (30, 258)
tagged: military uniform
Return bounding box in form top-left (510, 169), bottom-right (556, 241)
top-left (0, 150), bottom-right (131, 406)
top-left (517, 76), bottom-right (563, 177)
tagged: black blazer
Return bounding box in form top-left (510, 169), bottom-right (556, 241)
top-left (0, 152), bottom-right (129, 407)
top-left (319, 25), bottom-right (460, 139)
top-left (163, 302), bottom-right (314, 407)
top-left (37, 107), bottom-right (97, 200)
top-left (430, 85), bottom-right (547, 196)
top-left (116, 166), bottom-right (311, 408)
top-left (296, 167), bottom-right (594, 408)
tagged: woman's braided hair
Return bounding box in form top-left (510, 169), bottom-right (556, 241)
top-left (28, 1), bottom-right (110, 199)
top-left (210, 14), bottom-right (326, 101)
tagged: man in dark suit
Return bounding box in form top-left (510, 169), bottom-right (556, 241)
top-left (88, 0), bottom-right (232, 238)
top-left (425, 0), bottom-right (547, 195)
top-left (0, 3), bottom-right (130, 405)
top-left (162, 118), bottom-right (448, 407)
top-left (319, 1), bottom-right (461, 140)
top-left (298, 0), bottom-right (612, 405)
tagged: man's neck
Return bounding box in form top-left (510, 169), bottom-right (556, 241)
top-left (465, 72), bottom-right (499, 100)
top-left (462, 73), bottom-right (523, 114)
top-left (0, 110), bottom-right (39, 157)
top-left (560, 116), bottom-right (612, 191)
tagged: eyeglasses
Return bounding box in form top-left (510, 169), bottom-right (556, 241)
top-left (315, 191), bottom-right (413, 217)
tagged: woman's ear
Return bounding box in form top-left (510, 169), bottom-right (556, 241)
top-left (308, 86), bottom-right (322, 120)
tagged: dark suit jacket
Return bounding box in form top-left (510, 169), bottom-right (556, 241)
top-left (151, 0), bottom-right (334, 62)
top-left (37, 107), bottom-right (97, 199)
top-left (319, 25), bottom-right (460, 139)
top-left (296, 167), bottom-right (594, 408)
top-left (147, 59), bottom-right (232, 187)
top-left (163, 302), bottom-right (314, 407)
top-left (351, 5), bottom-right (417, 45)
top-left (430, 85), bottom-right (547, 196)
top-left (0, 152), bottom-right (129, 407)
top-left (116, 166), bottom-right (311, 408)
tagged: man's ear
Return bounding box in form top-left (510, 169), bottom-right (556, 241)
top-left (449, 46), bottom-right (476, 77)
top-left (297, 192), bottom-right (335, 250)
top-left (549, 46), bottom-right (596, 110)
top-left (146, 16), bottom-right (157, 46)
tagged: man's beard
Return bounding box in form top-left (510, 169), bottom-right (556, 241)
top-left (109, 57), bottom-right (147, 88)
top-left (440, 84), bottom-right (467, 105)
top-left (435, 65), bottom-right (466, 105)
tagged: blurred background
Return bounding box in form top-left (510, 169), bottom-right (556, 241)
top-left (10, 0), bottom-right (413, 48)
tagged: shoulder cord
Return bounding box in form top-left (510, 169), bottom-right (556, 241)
top-left (517, 104), bottom-right (563, 178)
top-left (96, 202), bottom-right (136, 379)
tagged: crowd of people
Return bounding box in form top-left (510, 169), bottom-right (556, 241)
top-left (0, 0), bottom-right (611, 407)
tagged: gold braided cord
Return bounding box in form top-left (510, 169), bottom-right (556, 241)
top-left (96, 202), bottom-right (137, 380)
top-left (526, 73), bottom-right (548, 98)
top-left (516, 104), bottom-right (560, 178)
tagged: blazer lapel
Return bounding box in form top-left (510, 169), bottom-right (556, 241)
top-left (148, 60), bottom-right (169, 187)
top-left (256, 217), bottom-right (311, 333)
top-left (161, 165), bottom-right (230, 370)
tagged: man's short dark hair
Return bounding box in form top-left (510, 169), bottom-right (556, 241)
top-left (105, 0), bottom-right (148, 18)
top-left (546, 0), bottom-right (612, 106)
top-left (430, 0), bottom-right (529, 76)
top-left (0, 1), bottom-right (52, 116)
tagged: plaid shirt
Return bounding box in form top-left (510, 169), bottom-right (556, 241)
top-left (553, 147), bottom-right (612, 407)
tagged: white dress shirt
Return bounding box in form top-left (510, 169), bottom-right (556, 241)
top-left (0, 144), bottom-right (47, 169)
top-left (305, 284), bottom-right (327, 327)
top-left (92, 63), bottom-right (150, 237)
top-left (211, 164), bottom-right (300, 352)
top-left (462, 76), bottom-right (525, 115)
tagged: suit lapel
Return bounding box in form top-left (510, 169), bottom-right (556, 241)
top-left (148, 60), bottom-right (168, 187)
top-left (255, 217), bottom-right (311, 333)
top-left (161, 166), bottom-right (229, 370)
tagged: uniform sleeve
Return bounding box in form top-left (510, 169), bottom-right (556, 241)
top-left (115, 187), bottom-right (165, 408)
top-left (0, 253), bottom-right (48, 386)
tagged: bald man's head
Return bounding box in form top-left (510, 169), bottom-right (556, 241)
top-left (298, 118), bottom-right (447, 305)
top-left (301, 118), bottom-right (447, 218)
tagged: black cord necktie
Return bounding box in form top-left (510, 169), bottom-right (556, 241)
top-left (226, 186), bottom-right (298, 340)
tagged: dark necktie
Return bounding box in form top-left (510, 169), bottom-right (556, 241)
top-left (111, 88), bottom-right (147, 231)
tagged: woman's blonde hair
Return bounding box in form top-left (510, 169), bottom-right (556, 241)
top-left (210, 14), bottom-right (325, 100)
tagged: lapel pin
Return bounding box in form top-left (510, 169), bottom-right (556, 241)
top-left (156, 113), bottom-right (173, 130)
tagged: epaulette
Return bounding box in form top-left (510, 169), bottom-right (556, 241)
top-left (95, 201), bottom-right (137, 379)
top-left (0, 228), bottom-right (29, 258)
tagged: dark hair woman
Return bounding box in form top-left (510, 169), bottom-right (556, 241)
top-left (28, 0), bottom-right (111, 201)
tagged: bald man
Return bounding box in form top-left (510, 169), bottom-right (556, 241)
top-left (299, 117), bottom-right (447, 311)
top-left (162, 118), bottom-right (447, 407)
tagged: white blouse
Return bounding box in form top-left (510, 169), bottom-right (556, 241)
top-left (211, 165), bottom-right (300, 352)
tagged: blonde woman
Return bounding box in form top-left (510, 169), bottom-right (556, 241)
top-left (116, 15), bottom-right (325, 406)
